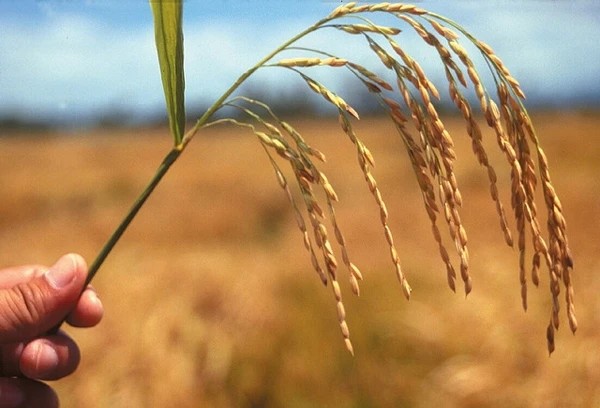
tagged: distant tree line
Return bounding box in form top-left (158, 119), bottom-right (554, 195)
top-left (2, 78), bottom-right (598, 133)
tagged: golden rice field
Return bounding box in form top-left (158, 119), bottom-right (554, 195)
top-left (0, 112), bottom-right (599, 407)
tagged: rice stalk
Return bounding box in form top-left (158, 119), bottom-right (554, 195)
top-left (70, 1), bottom-right (575, 355)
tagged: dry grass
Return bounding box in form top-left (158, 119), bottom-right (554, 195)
top-left (0, 112), bottom-right (598, 407)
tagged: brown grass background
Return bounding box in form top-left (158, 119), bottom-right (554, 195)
top-left (0, 112), bottom-right (598, 407)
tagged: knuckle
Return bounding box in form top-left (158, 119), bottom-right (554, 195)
top-left (4, 282), bottom-right (48, 336)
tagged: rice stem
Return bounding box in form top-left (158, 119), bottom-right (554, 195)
top-left (49, 146), bottom-right (182, 333)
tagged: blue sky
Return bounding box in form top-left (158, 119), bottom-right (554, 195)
top-left (1, 1), bottom-right (599, 125)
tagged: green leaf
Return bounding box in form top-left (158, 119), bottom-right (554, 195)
top-left (150, 0), bottom-right (185, 145)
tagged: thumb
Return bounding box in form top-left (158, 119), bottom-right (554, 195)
top-left (0, 254), bottom-right (87, 344)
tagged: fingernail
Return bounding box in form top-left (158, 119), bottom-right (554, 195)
top-left (34, 341), bottom-right (60, 379)
top-left (90, 290), bottom-right (102, 306)
top-left (0, 381), bottom-right (25, 408)
top-left (45, 255), bottom-right (76, 289)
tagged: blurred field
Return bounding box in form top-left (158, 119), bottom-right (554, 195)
top-left (0, 112), bottom-right (599, 407)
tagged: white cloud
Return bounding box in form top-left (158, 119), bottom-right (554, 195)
top-left (0, 14), bottom-right (161, 119)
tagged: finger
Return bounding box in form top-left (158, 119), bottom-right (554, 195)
top-left (19, 334), bottom-right (80, 381)
top-left (0, 265), bottom-right (46, 290)
top-left (0, 377), bottom-right (58, 408)
top-left (0, 254), bottom-right (88, 344)
top-left (0, 332), bottom-right (81, 379)
top-left (66, 286), bottom-right (104, 328)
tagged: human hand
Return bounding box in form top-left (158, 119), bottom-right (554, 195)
top-left (0, 254), bottom-right (103, 408)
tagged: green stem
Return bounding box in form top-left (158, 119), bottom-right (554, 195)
top-left (83, 146), bottom-right (182, 287)
top-left (49, 146), bottom-right (182, 333)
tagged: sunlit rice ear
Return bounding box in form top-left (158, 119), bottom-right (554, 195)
top-left (193, 2), bottom-right (574, 354)
top-left (73, 1), bottom-right (574, 356)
